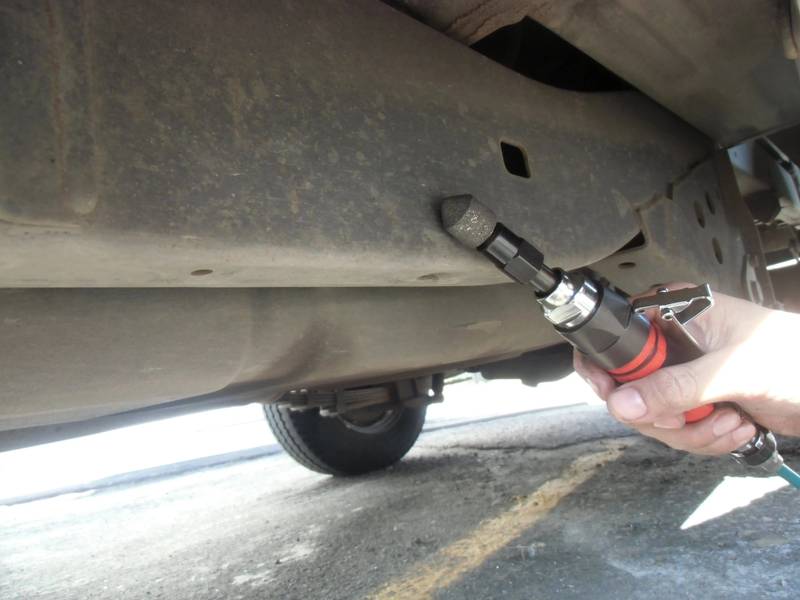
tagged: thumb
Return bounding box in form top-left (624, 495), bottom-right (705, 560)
top-left (606, 350), bottom-right (734, 424)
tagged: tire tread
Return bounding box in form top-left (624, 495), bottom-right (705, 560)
top-left (263, 403), bottom-right (426, 476)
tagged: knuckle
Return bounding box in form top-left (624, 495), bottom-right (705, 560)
top-left (687, 428), bottom-right (715, 450)
top-left (647, 367), bottom-right (698, 413)
top-left (699, 433), bottom-right (739, 456)
top-left (720, 433), bottom-right (747, 454)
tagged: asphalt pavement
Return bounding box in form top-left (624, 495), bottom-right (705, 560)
top-left (2, 402), bottom-right (800, 599)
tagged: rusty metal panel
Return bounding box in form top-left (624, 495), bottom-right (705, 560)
top-left (1, 0), bottom-right (709, 287)
top-left (0, 284), bottom-right (561, 431)
top-left (399, 0), bottom-right (800, 146)
top-left (0, 2), bottom-right (772, 438)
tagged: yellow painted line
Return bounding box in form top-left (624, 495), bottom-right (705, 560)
top-left (370, 444), bottom-right (624, 600)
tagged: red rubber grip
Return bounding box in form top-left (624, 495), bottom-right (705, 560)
top-left (607, 323), bottom-right (667, 383)
top-left (607, 323), bottom-right (713, 424)
top-left (683, 405), bottom-right (714, 423)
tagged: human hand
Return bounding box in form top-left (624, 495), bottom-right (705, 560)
top-left (574, 283), bottom-right (800, 455)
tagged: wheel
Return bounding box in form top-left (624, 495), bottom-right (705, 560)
top-left (263, 403), bottom-right (427, 476)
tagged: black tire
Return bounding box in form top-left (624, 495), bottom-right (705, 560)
top-left (263, 403), bottom-right (426, 476)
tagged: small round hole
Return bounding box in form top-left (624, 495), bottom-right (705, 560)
top-left (694, 202), bottom-right (705, 228)
top-left (705, 192), bottom-right (716, 215)
top-left (191, 269), bottom-right (213, 276)
top-left (711, 238), bottom-right (723, 264)
top-left (618, 261), bottom-right (636, 269)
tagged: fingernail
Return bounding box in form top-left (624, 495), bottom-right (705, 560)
top-left (712, 412), bottom-right (741, 437)
top-left (607, 388), bottom-right (647, 421)
top-left (654, 415), bottom-right (685, 429)
top-left (732, 423), bottom-right (757, 446)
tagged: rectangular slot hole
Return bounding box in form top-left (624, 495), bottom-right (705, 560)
top-left (500, 141), bottom-right (530, 178)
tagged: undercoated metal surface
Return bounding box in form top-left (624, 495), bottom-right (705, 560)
top-left (0, 152), bottom-right (763, 434)
top-left (0, 285), bottom-right (561, 432)
top-left (0, 0), bottom-right (711, 287)
top-left (592, 154), bottom-right (770, 302)
top-left (0, 1), bottom-right (775, 435)
top-left (399, 0), bottom-right (800, 146)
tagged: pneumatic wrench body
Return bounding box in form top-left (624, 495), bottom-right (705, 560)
top-left (440, 195), bottom-right (796, 481)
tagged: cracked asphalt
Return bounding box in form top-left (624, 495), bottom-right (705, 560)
top-left (3, 404), bottom-right (800, 599)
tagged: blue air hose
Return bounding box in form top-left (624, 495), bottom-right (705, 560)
top-left (777, 464), bottom-right (800, 489)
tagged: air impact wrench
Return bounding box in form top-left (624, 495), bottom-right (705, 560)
top-left (441, 194), bottom-right (799, 482)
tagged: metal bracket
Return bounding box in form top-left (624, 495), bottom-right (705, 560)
top-left (632, 284), bottom-right (714, 354)
top-left (276, 374), bottom-right (445, 417)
